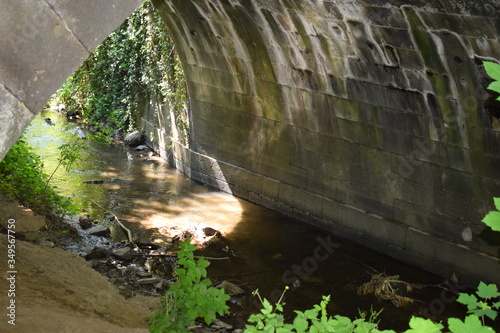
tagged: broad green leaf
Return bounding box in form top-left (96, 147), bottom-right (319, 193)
top-left (487, 81), bottom-right (500, 94)
top-left (448, 315), bottom-right (494, 333)
top-left (261, 299), bottom-right (273, 315)
top-left (293, 316), bottom-right (309, 332)
top-left (493, 198), bottom-right (500, 211)
top-left (477, 282), bottom-right (500, 299)
top-left (481, 210), bottom-right (500, 231)
top-left (484, 61), bottom-right (500, 82)
top-left (204, 311), bottom-right (215, 325)
top-left (304, 308), bottom-right (319, 319)
top-left (457, 293), bottom-right (479, 310)
top-left (187, 307), bottom-right (198, 321)
top-left (404, 316), bottom-right (444, 333)
top-left (470, 308), bottom-right (498, 321)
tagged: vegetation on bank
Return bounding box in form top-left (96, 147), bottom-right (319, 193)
top-left (0, 136), bottom-right (76, 222)
top-left (50, 1), bottom-right (188, 142)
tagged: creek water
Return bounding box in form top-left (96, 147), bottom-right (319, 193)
top-left (25, 110), bottom-right (471, 331)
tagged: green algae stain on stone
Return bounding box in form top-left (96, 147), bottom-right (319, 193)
top-left (405, 9), bottom-right (459, 141)
top-left (231, 4), bottom-right (277, 83)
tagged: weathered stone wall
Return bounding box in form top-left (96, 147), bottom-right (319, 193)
top-left (0, 0), bottom-right (143, 160)
top-left (151, 0), bottom-right (500, 284)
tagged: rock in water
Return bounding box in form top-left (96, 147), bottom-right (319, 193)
top-left (79, 215), bottom-right (93, 229)
top-left (87, 224), bottom-right (111, 237)
top-left (135, 145), bottom-right (149, 151)
top-left (215, 281), bottom-right (244, 295)
top-left (124, 130), bottom-right (144, 147)
top-left (85, 246), bottom-right (109, 260)
top-left (43, 118), bottom-right (55, 126)
top-left (112, 247), bottom-right (133, 260)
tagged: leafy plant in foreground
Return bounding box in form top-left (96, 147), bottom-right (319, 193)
top-left (457, 282), bottom-right (500, 325)
top-left (246, 288), bottom-right (393, 333)
top-left (148, 237), bottom-right (230, 332)
top-left (245, 284), bottom-right (498, 332)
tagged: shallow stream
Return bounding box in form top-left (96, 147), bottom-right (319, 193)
top-left (25, 110), bottom-right (473, 331)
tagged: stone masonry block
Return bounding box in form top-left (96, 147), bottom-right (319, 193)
top-left (221, 162), bottom-right (264, 195)
top-left (393, 199), bottom-right (499, 258)
top-left (406, 228), bottom-right (500, 285)
top-left (374, 26), bottom-right (415, 49)
top-left (337, 118), bottom-right (373, 145)
top-left (419, 12), bottom-right (498, 39)
top-left (321, 198), bottom-right (344, 223)
top-left (364, 6), bottom-right (408, 29)
top-left (342, 205), bottom-right (407, 248)
top-left (337, 185), bottom-right (395, 219)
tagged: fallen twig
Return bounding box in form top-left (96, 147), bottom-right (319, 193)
top-left (90, 199), bottom-right (138, 249)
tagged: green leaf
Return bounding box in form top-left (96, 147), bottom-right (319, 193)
top-left (261, 299), bottom-right (274, 315)
top-left (484, 61), bottom-right (500, 82)
top-left (487, 81), bottom-right (500, 95)
top-left (448, 315), bottom-right (494, 333)
top-left (481, 210), bottom-right (500, 231)
top-left (304, 308), bottom-right (319, 319)
top-left (404, 317), bottom-right (444, 333)
top-left (293, 316), bottom-right (309, 332)
top-left (470, 308), bottom-right (498, 321)
top-left (476, 282), bottom-right (500, 299)
top-left (457, 293), bottom-right (479, 310)
top-left (489, 198), bottom-right (500, 213)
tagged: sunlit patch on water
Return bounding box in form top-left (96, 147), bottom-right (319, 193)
top-left (138, 192), bottom-right (243, 236)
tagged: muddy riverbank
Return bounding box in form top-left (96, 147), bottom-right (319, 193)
top-left (0, 198), bottom-right (157, 332)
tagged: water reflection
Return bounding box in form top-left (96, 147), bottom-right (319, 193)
top-left (25, 111), bottom-right (242, 233)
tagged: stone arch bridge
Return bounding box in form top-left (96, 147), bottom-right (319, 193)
top-left (1, 0), bottom-right (499, 284)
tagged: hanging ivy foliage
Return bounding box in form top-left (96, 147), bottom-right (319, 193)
top-left (51, 1), bottom-right (187, 141)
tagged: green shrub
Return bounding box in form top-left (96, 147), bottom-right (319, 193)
top-left (148, 237), bottom-right (230, 332)
top-left (0, 136), bottom-right (76, 221)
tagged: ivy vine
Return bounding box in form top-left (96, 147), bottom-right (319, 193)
top-left (51, 1), bottom-right (188, 142)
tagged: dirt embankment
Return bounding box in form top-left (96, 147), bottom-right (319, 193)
top-left (0, 199), bottom-right (158, 333)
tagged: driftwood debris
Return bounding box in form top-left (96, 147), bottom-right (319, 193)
top-left (357, 272), bottom-right (423, 307)
top-left (90, 199), bottom-right (137, 249)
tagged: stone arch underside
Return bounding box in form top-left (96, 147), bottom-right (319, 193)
top-left (2, 0), bottom-right (500, 284)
